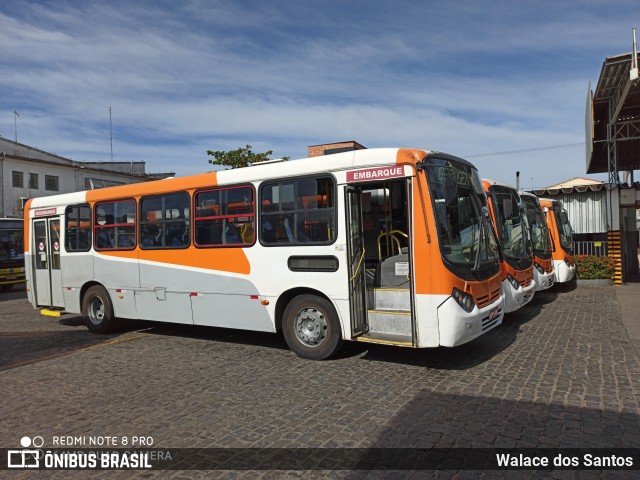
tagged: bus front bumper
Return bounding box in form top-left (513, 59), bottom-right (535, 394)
top-left (553, 260), bottom-right (575, 283)
top-left (437, 293), bottom-right (505, 347)
top-left (533, 268), bottom-right (555, 291)
top-left (503, 278), bottom-right (536, 313)
top-left (0, 267), bottom-right (25, 286)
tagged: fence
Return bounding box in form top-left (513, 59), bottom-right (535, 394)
top-left (573, 241), bottom-right (608, 257)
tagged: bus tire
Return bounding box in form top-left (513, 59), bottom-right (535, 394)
top-left (282, 294), bottom-right (343, 360)
top-left (82, 285), bottom-right (117, 333)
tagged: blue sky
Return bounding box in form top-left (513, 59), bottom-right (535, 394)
top-left (0, 0), bottom-right (637, 187)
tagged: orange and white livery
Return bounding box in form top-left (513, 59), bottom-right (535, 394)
top-left (519, 192), bottom-right (555, 291)
top-left (25, 148), bottom-right (504, 360)
top-left (482, 180), bottom-right (535, 313)
top-left (539, 198), bottom-right (575, 283)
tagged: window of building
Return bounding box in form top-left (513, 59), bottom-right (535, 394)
top-left (65, 204), bottom-right (92, 252)
top-left (45, 175), bottom-right (59, 191)
top-left (12, 171), bottom-right (23, 188)
top-left (140, 192), bottom-right (190, 249)
top-left (94, 199), bottom-right (136, 250)
top-left (260, 176), bottom-right (335, 245)
top-left (194, 185), bottom-right (255, 247)
top-left (28, 173), bottom-right (39, 189)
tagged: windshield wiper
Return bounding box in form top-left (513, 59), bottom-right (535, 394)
top-left (473, 207), bottom-right (487, 272)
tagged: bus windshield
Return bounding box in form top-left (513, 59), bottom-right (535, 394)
top-left (0, 222), bottom-right (24, 263)
top-left (425, 157), bottom-right (499, 277)
top-left (490, 187), bottom-right (532, 268)
top-left (553, 203), bottom-right (573, 253)
top-left (521, 195), bottom-right (551, 259)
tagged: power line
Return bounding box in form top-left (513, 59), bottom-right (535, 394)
top-left (465, 142), bottom-right (584, 159)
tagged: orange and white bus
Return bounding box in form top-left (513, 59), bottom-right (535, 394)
top-left (25, 148), bottom-right (504, 360)
top-left (482, 180), bottom-right (535, 313)
top-left (538, 198), bottom-right (575, 283)
top-left (519, 192), bottom-right (555, 291)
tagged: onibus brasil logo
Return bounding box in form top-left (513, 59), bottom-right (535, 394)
top-left (7, 436), bottom-right (156, 469)
top-left (7, 436), bottom-right (44, 468)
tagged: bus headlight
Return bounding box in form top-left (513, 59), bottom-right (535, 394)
top-left (506, 274), bottom-right (520, 290)
top-left (452, 287), bottom-right (475, 313)
top-left (534, 262), bottom-right (545, 274)
top-left (564, 258), bottom-right (571, 267)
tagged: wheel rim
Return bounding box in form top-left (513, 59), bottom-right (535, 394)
top-left (88, 296), bottom-right (105, 325)
top-left (294, 307), bottom-right (328, 347)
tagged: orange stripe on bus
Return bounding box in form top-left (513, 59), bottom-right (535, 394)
top-left (97, 246), bottom-right (250, 275)
top-left (396, 148), bottom-right (425, 166)
top-left (86, 172), bottom-right (218, 202)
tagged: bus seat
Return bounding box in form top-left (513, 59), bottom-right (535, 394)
top-left (240, 223), bottom-right (254, 244)
top-left (375, 248), bottom-right (409, 288)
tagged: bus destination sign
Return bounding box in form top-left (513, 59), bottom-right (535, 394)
top-left (34, 208), bottom-right (57, 217)
top-left (346, 166), bottom-right (405, 183)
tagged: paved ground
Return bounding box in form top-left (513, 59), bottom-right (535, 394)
top-left (1, 282), bottom-right (639, 478)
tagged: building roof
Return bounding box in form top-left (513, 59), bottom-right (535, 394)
top-left (2, 153), bottom-right (154, 180)
top-left (587, 51), bottom-right (640, 174)
top-left (544, 177), bottom-right (606, 189)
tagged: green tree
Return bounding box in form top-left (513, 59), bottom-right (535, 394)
top-left (206, 144), bottom-right (288, 169)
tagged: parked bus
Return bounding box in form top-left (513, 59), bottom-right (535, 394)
top-left (24, 148), bottom-right (504, 360)
top-left (538, 198), bottom-right (575, 283)
top-left (519, 192), bottom-right (555, 291)
top-left (0, 218), bottom-right (25, 290)
top-left (482, 180), bottom-right (535, 313)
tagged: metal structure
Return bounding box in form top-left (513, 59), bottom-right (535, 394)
top-left (587, 28), bottom-right (640, 184)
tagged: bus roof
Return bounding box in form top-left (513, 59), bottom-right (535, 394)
top-left (482, 178), bottom-right (517, 190)
top-left (27, 148), bottom-right (483, 210)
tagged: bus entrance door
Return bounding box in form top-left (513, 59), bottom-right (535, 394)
top-left (345, 187), bottom-right (368, 337)
top-left (32, 217), bottom-right (64, 308)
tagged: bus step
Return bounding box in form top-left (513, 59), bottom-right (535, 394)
top-left (368, 288), bottom-right (410, 311)
top-left (40, 309), bottom-right (65, 317)
top-left (355, 332), bottom-right (413, 347)
top-left (367, 309), bottom-right (412, 337)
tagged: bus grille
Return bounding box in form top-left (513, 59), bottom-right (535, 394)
top-left (476, 287), bottom-right (501, 309)
top-left (481, 308), bottom-right (502, 331)
top-left (521, 277), bottom-right (532, 288)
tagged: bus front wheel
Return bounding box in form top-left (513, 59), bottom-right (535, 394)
top-left (282, 294), bottom-right (343, 360)
top-left (82, 285), bottom-right (117, 333)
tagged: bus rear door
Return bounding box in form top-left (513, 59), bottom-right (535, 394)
top-left (32, 217), bottom-right (64, 308)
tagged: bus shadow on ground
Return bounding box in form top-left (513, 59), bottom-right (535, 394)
top-left (0, 329), bottom-right (125, 371)
top-left (0, 286), bottom-right (27, 302)
top-left (61, 280), bottom-right (574, 368)
top-left (139, 323), bottom-right (291, 352)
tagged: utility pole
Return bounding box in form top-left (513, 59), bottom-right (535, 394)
top-left (109, 106), bottom-right (114, 162)
top-left (13, 109), bottom-right (20, 143)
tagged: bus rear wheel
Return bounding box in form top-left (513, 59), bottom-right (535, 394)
top-left (82, 285), bottom-right (117, 333)
top-left (282, 294), bottom-right (343, 360)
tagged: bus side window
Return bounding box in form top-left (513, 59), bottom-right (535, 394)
top-left (65, 204), bottom-right (92, 252)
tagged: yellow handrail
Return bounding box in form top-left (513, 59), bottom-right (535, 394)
top-left (377, 230), bottom-right (408, 260)
top-left (350, 248), bottom-right (366, 282)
